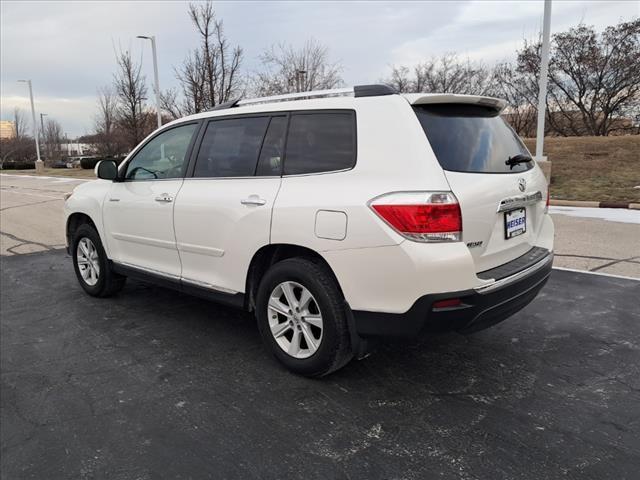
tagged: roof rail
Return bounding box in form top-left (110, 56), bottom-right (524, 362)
top-left (237, 88), bottom-right (354, 107)
top-left (209, 84), bottom-right (397, 111)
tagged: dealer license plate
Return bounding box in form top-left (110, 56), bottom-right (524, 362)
top-left (504, 208), bottom-right (526, 239)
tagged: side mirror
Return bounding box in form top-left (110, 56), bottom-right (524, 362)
top-left (96, 160), bottom-right (118, 181)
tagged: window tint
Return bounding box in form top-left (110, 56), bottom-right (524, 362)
top-left (413, 104), bottom-right (532, 173)
top-left (125, 123), bottom-right (197, 180)
top-left (194, 117), bottom-right (270, 178)
top-left (256, 116), bottom-right (287, 176)
top-left (284, 112), bottom-right (356, 175)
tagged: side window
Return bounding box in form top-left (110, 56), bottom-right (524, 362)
top-left (193, 117), bottom-right (270, 178)
top-left (284, 112), bottom-right (356, 175)
top-left (125, 123), bottom-right (197, 180)
top-left (256, 116), bottom-right (287, 176)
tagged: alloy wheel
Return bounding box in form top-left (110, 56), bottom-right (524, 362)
top-left (76, 237), bottom-right (100, 286)
top-left (267, 281), bottom-right (323, 359)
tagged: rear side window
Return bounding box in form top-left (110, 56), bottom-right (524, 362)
top-left (284, 112), bottom-right (356, 175)
top-left (414, 104), bottom-right (532, 173)
top-left (193, 117), bottom-right (269, 178)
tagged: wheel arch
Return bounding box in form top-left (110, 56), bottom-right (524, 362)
top-left (66, 212), bottom-right (99, 251)
top-left (245, 244), bottom-right (345, 312)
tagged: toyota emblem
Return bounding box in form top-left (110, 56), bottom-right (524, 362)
top-left (518, 178), bottom-right (526, 192)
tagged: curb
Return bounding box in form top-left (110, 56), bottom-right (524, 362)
top-left (550, 199), bottom-right (640, 210)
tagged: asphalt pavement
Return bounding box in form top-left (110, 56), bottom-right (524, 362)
top-left (1, 250), bottom-right (639, 479)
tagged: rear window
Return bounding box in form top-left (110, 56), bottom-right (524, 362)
top-left (284, 112), bottom-right (356, 175)
top-left (413, 104), bottom-right (532, 173)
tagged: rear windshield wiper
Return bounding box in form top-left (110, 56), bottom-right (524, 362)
top-left (505, 154), bottom-right (533, 169)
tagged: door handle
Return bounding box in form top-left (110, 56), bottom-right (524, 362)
top-left (155, 194), bottom-right (173, 203)
top-left (240, 195), bottom-right (267, 206)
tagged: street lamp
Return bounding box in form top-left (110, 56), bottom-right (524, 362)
top-left (17, 79), bottom-right (43, 172)
top-left (534, 0), bottom-right (552, 182)
top-left (295, 70), bottom-right (307, 93)
top-left (137, 35), bottom-right (162, 129)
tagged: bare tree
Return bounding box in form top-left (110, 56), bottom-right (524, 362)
top-left (165, 1), bottom-right (243, 117)
top-left (384, 54), bottom-right (493, 95)
top-left (252, 38), bottom-right (343, 96)
top-left (517, 20), bottom-right (640, 136)
top-left (385, 65), bottom-right (412, 94)
top-left (94, 86), bottom-right (124, 156)
top-left (42, 118), bottom-right (63, 165)
top-left (0, 137), bottom-right (36, 168)
top-left (113, 48), bottom-right (152, 148)
top-left (160, 88), bottom-right (190, 120)
top-left (492, 61), bottom-right (539, 136)
top-left (13, 108), bottom-right (28, 140)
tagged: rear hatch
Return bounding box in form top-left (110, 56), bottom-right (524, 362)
top-left (409, 94), bottom-right (548, 273)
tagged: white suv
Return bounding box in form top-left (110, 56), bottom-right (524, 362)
top-left (65, 85), bottom-right (554, 376)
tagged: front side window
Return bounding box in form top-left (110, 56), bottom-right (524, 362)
top-left (193, 117), bottom-right (270, 178)
top-left (125, 123), bottom-right (198, 180)
top-left (284, 112), bottom-right (356, 175)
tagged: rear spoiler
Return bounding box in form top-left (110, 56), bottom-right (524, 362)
top-left (402, 93), bottom-right (508, 114)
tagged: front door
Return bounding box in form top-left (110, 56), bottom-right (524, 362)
top-left (103, 122), bottom-right (200, 278)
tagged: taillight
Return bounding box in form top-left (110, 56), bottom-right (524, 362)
top-left (369, 192), bottom-right (462, 242)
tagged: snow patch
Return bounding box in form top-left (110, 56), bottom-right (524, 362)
top-left (550, 206), bottom-right (640, 224)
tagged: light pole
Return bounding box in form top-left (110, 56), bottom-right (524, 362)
top-left (40, 113), bottom-right (48, 163)
top-left (137, 35), bottom-right (162, 129)
top-left (17, 79), bottom-right (43, 172)
top-left (295, 70), bottom-right (307, 93)
top-left (534, 0), bottom-right (552, 181)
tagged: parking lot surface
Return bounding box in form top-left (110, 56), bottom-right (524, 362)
top-left (2, 250), bottom-right (639, 479)
top-left (0, 174), bottom-right (86, 255)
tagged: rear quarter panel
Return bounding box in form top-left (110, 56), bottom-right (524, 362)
top-left (270, 95), bottom-right (452, 253)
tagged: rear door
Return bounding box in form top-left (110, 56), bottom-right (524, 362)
top-left (413, 102), bottom-right (548, 272)
top-left (173, 114), bottom-right (286, 294)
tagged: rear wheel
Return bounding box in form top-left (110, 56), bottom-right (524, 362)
top-left (256, 258), bottom-right (353, 377)
top-left (72, 223), bottom-right (126, 297)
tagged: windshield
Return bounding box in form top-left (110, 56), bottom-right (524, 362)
top-left (413, 104), bottom-right (533, 174)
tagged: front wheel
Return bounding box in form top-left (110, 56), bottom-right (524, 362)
top-left (256, 258), bottom-right (353, 377)
top-left (71, 223), bottom-right (126, 297)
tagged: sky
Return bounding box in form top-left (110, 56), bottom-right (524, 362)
top-left (1, 0), bottom-right (637, 137)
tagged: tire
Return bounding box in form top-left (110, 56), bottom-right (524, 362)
top-left (71, 223), bottom-right (126, 297)
top-left (256, 257), bottom-right (353, 377)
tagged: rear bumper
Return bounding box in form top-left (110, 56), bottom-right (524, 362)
top-left (352, 249), bottom-right (553, 337)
